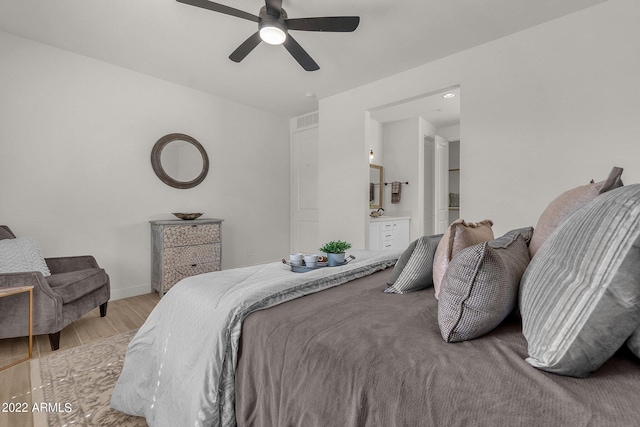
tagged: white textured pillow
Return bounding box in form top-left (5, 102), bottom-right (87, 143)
top-left (0, 237), bottom-right (51, 277)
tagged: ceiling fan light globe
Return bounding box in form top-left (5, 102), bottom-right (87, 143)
top-left (260, 26), bottom-right (286, 45)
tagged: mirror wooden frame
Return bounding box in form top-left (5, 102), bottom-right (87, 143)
top-left (369, 164), bottom-right (383, 209)
top-left (151, 133), bottom-right (209, 189)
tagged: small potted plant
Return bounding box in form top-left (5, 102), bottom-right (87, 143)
top-left (319, 240), bottom-right (352, 266)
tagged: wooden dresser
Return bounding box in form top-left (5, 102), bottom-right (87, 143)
top-left (150, 218), bottom-right (222, 297)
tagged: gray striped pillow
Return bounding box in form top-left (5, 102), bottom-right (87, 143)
top-left (520, 184), bottom-right (640, 377)
top-left (385, 235), bottom-right (441, 294)
top-left (387, 234), bottom-right (442, 287)
top-left (438, 229), bottom-right (531, 342)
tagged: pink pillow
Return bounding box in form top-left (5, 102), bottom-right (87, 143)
top-left (433, 219), bottom-right (494, 299)
top-left (528, 167), bottom-right (623, 258)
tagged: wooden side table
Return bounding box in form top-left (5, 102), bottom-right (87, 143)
top-left (0, 285), bottom-right (34, 371)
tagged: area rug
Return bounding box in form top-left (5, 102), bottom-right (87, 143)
top-left (30, 330), bottom-right (147, 426)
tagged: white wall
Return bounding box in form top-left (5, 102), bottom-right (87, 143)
top-left (0, 31), bottom-right (290, 300)
top-left (319, 0), bottom-right (640, 244)
top-left (381, 118), bottom-right (418, 219)
top-left (379, 117), bottom-right (438, 241)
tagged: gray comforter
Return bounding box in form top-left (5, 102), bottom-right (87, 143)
top-left (110, 250), bottom-right (400, 427)
top-left (237, 268), bottom-right (640, 427)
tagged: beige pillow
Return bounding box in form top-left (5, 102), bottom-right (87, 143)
top-left (528, 166), bottom-right (623, 258)
top-left (433, 219), bottom-right (494, 299)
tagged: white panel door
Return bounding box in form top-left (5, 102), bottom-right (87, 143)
top-left (291, 127), bottom-right (319, 253)
top-left (434, 135), bottom-right (449, 233)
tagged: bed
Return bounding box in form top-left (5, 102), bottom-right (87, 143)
top-left (110, 248), bottom-right (640, 427)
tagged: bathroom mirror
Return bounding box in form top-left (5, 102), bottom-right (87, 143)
top-left (369, 164), bottom-right (383, 209)
top-left (151, 133), bottom-right (209, 189)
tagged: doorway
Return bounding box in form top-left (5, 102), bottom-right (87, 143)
top-left (366, 86), bottom-right (460, 240)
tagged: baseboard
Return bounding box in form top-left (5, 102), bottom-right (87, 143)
top-left (109, 283), bottom-right (153, 301)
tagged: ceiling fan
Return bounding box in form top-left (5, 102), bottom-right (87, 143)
top-left (176, 0), bottom-right (360, 71)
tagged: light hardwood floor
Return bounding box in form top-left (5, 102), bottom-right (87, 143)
top-left (0, 292), bottom-right (159, 427)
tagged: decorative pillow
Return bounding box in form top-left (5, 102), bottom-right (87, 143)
top-left (386, 234), bottom-right (442, 287)
top-left (438, 228), bottom-right (532, 343)
top-left (0, 237), bottom-right (51, 277)
top-left (385, 234), bottom-right (442, 294)
top-left (627, 329), bottom-right (640, 359)
top-left (433, 219), bottom-right (494, 299)
top-left (520, 184), bottom-right (640, 378)
top-left (528, 166), bottom-right (623, 258)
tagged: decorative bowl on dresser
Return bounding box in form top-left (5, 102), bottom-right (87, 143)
top-left (150, 218), bottom-right (223, 297)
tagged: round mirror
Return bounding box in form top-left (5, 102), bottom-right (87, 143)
top-left (151, 133), bottom-right (209, 189)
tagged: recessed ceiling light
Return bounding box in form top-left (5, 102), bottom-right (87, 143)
top-left (305, 92), bottom-right (317, 99)
top-left (442, 93), bottom-right (456, 99)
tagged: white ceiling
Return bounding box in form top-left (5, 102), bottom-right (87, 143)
top-left (0, 0), bottom-right (606, 118)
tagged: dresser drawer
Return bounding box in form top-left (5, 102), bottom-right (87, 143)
top-left (163, 224), bottom-right (221, 248)
top-left (162, 262), bottom-right (219, 293)
top-left (163, 243), bottom-right (220, 268)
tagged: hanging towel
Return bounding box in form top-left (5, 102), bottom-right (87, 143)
top-left (370, 182), bottom-right (375, 202)
top-left (391, 181), bottom-right (402, 204)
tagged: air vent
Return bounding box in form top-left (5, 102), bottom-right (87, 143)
top-left (296, 112), bottom-right (319, 129)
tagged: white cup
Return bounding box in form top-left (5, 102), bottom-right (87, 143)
top-left (289, 253), bottom-right (304, 266)
top-left (304, 254), bottom-right (318, 268)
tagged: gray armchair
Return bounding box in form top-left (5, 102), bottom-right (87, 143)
top-left (0, 225), bottom-right (110, 350)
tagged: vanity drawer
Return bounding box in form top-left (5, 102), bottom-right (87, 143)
top-left (163, 243), bottom-right (220, 268)
top-left (382, 240), bottom-right (395, 250)
top-left (381, 230), bottom-right (394, 242)
top-left (369, 218), bottom-right (410, 251)
top-left (162, 262), bottom-right (219, 293)
top-left (163, 223), bottom-right (221, 248)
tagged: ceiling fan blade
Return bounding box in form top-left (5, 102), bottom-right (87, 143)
top-left (229, 32), bottom-right (262, 62)
top-left (176, 0), bottom-right (259, 23)
top-left (264, 0), bottom-right (283, 17)
top-left (286, 16), bottom-right (360, 32)
top-left (283, 34), bottom-right (319, 71)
